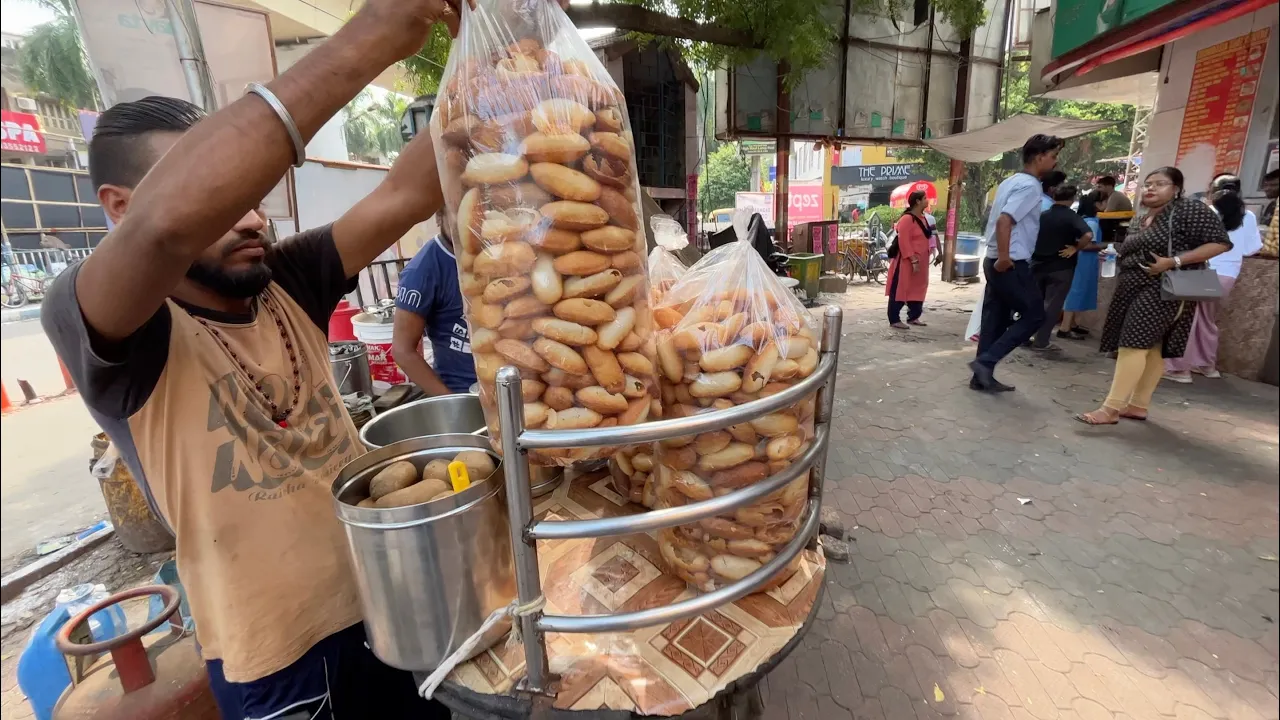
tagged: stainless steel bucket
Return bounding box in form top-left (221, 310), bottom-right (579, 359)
top-left (360, 394), bottom-right (563, 497)
top-left (332, 434), bottom-right (516, 671)
top-left (329, 341), bottom-right (373, 396)
top-left (359, 394), bottom-right (487, 450)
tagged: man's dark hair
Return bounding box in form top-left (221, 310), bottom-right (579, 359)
top-left (88, 96), bottom-right (206, 190)
top-left (1041, 170), bottom-right (1067, 195)
top-left (1053, 184), bottom-right (1079, 202)
top-left (1265, 168), bottom-right (1280, 182)
top-left (1022, 134), bottom-right (1064, 164)
top-left (907, 189), bottom-right (928, 209)
top-left (1097, 175), bottom-right (1118, 187)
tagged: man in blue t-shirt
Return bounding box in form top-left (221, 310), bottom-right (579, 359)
top-left (392, 230), bottom-right (476, 395)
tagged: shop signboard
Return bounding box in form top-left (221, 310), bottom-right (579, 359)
top-left (1051, 0), bottom-right (1180, 58)
top-left (830, 163), bottom-right (927, 187)
top-left (1175, 29), bottom-right (1270, 176)
top-left (735, 191), bottom-right (775, 225)
top-left (788, 181), bottom-right (824, 233)
top-left (1, 110), bottom-right (46, 154)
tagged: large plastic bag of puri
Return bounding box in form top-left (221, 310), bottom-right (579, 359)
top-left (430, 0), bottom-right (660, 466)
top-left (608, 216), bottom-right (689, 504)
top-left (651, 240), bottom-right (820, 592)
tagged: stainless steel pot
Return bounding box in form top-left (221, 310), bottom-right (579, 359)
top-left (329, 341), bottom-right (373, 397)
top-left (332, 434), bottom-right (515, 671)
top-left (359, 394), bottom-right (487, 450)
top-left (360, 393), bottom-right (563, 497)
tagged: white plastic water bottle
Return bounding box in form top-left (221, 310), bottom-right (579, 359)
top-left (55, 583), bottom-right (125, 642)
top-left (1101, 246), bottom-right (1117, 278)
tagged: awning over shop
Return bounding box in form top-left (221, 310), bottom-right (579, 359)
top-left (922, 113), bottom-right (1115, 163)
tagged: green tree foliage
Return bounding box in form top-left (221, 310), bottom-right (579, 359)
top-left (343, 90), bottom-right (410, 164)
top-left (698, 142), bottom-right (751, 217)
top-left (396, 0), bottom-right (990, 93)
top-left (898, 59), bottom-right (1134, 232)
top-left (15, 2), bottom-right (99, 110)
top-left (399, 23), bottom-right (453, 96)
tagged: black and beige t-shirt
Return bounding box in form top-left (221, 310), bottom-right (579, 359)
top-left (42, 227), bottom-right (365, 683)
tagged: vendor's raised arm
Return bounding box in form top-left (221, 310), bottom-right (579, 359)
top-left (73, 0), bottom-right (459, 343)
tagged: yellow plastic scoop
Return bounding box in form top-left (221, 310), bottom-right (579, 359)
top-left (448, 461), bottom-right (471, 493)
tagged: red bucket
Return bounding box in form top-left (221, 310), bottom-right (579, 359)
top-left (329, 300), bottom-right (359, 341)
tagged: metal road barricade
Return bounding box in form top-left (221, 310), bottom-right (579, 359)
top-left (493, 305), bottom-right (844, 694)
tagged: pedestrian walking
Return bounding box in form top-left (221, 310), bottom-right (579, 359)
top-left (1163, 173), bottom-right (1263, 382)
top-left (1030, 184), bottom-right (1094, 349)
top-left (968, 134), bottom-right (1064, 392)
top-left (1077, 167), bottom-right (1231, 425)
top-left (39, 0), bottom-right (465, 716)
top-left (887, 190), bottom-right (932, 328)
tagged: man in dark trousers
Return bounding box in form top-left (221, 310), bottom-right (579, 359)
top-left (1030, 184), bottom-right (1094, 350)
top-left (969, 134), bottom-right (1063, 392)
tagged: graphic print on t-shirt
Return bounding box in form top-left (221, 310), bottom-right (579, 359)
top-left (206, 361), bottom-right (352, 500)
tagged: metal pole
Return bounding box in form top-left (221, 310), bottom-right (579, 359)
top-left (810, 306), bottom-right (843, 503)
top-left (166, 0), bottom-right (217, 110)
top-left (941, 36), bottom-right (972, 283)
top-left (494, 366), bottom-right (549, 694)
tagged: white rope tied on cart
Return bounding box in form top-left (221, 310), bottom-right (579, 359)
top-left (418, 595), bottom-right (547, 700)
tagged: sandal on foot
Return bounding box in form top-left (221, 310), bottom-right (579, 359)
top-left (890, 322), bottom-right (910, 330)
top-left (907, 319), bottom-right (928, 326)
top-left (1074, 410), bottom-right (1119, 426)
top-left (1119, 407), bottom-right (1148, 421)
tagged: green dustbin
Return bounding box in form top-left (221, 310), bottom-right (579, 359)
top-left (786, 253), bottom-right (823, 300)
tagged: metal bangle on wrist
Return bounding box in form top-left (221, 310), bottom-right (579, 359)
top-left (246, 82), bottom-right (306, 168)
top-left (1173, 256), bottom-right (1183, 269)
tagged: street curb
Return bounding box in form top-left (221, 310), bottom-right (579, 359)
top-left (0, 526), bottom-right (114, 604)
top-left (1, 305), bottom-right (43, 324)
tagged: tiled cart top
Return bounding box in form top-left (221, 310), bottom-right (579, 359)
top-left (442, 471), bottom-right (827, 716)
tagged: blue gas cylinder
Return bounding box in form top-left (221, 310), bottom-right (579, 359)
top-left (16, 606), bottom-right (73, 720)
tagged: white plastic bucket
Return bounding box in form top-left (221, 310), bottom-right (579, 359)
top-left (352, 313), bottom-right (407, 389)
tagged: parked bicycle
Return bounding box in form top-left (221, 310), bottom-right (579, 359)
top-left (838, 231), bottom-right (890, 285)
top-left (2, 263), bottom-right (52, 309)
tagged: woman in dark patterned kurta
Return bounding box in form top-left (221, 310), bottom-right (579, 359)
top-left (1077, 167), bottom-right (1230, 425)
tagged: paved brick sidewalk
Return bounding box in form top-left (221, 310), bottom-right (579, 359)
top-left (762, 281), bottom-right (1280, 720)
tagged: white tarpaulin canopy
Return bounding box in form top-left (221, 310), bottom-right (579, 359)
top-left (924, 113), bottom-right (1115, 163)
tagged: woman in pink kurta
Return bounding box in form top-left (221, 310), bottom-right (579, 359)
top-left (886, 190), bottom-right (932, 328)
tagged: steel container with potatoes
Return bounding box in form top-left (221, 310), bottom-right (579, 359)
top-left (331, 434), bottom-right (516, 670)
top-left (649, 241), bottom-right (820, 592)
top-left (428, 0), bottom-right (661, 467)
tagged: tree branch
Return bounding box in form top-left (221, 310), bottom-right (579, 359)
top-left (566, 3), bottom-right (763, 49)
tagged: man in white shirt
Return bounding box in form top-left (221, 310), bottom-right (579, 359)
top-left (970, 134), bottom-right (1064, 392)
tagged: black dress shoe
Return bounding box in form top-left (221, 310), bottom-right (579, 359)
top-left (969, 374), bottom-right (1016, 392)
top-left (969, 360), bottom-right (994, 387)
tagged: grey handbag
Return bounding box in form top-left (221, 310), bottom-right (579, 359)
top-left (1159, 202), bottom-right (1224, 302)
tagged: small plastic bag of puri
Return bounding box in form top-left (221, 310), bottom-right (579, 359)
top-left (651, 240), bottom-right (820, 592)
top-left (429, 0), bottom-right (661, 466)
top-left (607, 218), bottom-right (690, 505)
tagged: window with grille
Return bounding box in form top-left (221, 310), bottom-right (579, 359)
top-left (623, 47), bottom-right (686, 189)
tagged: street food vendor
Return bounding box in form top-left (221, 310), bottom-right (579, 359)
top-left (40, 0), bottom-right (461, 717)
top-left (392, 227), bottom-right (477, 395)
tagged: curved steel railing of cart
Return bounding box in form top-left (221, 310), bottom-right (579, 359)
top-left (493, 305), bottom-right (843, 695)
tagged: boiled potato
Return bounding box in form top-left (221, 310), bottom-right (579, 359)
top-left (375, 478), bottom-right (452, 508)
top-left (368, 461), bottom-right (419, 500)
top-left (453, 450), bottom-right (497, 480)
top-left (422, 459), bottom-right (451, 482)
top-left (356, 497), bottom-right (377, 508)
